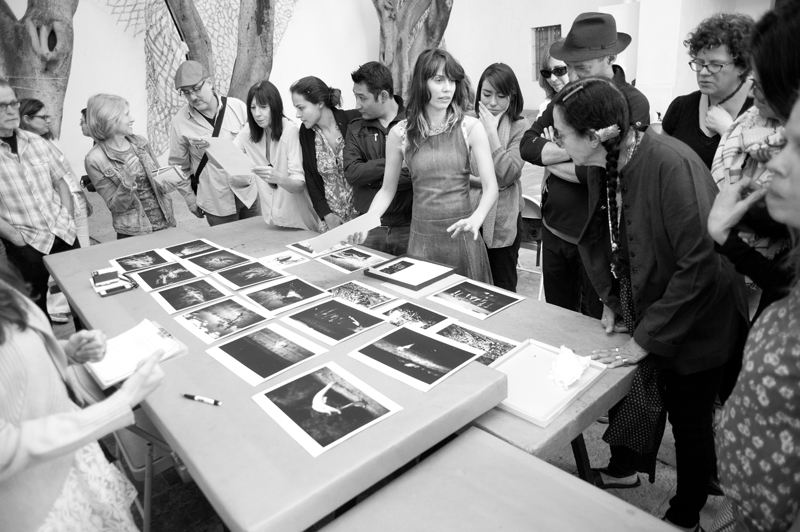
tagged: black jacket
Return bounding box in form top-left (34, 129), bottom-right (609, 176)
top-left (299, 108), bottom-right (361, 219)
top-left (343, 96), bottom-right (412, 226)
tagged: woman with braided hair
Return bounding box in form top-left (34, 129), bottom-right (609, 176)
top-left (551, 77), bottom-right (748, 532)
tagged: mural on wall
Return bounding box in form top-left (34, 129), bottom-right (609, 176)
top-left (0, 0), bottom-right (80, 139)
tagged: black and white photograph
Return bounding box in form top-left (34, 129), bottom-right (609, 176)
top-left (151, 277), bottom-right (231, 314)
top-left (164, 239), bottom-right (221, 260)
top-left (211, 261), bottom-right (286, 290)
top-left (428, 280), bottom-right (524, 320)
top-left (287, 239), bottom-right (350, 258)
top-left (427, 321), bottom-right (520, 366)
top-left (350, 326), bottom-right (483, 392)
top-left (207, 323), bottom-right (327, 386)
top-left (110, 249), bottom-right (171, 273)
top-left (379, 260), bottom-right (413, 276)
top-left (316, 247), bottom-right (386, 274)
top-left (259, 250), bottom-right (309, 270)
top-left (281, 298), bottom-right (386, 346)
top-left (186, 249), bottom-right (252, 274)
top-left (378, 300), bottom-right (450, 330)
top-left (365, 256), bottom-right (455, 290)
top-left (241, 276), bottom-right (329, 314)
top-left (328, 280), bottom-right (396, 309)
top-left (251, 363), bottom-right (401, 457)
top-left (174, 297), bottom-right (272, 344)
top-left (129, 261), bottom-right (204, 292)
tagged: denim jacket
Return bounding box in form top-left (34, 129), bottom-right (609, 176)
top-left (84, 135), bottom-right (178, 235)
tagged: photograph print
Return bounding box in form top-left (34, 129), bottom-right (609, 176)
top-left (282, 298), bottom-right (386, 346)
top-left (110, 249), bottom-right (171, 273)
top-left (365, 256), bottom-right (455, 290)
top-left (174, 297), bottom-right (272, 344)
top-left (428, 280), bottom-right (524, 320)
top-left (129, 261), bottom-right (204, 292)
top-left (287, 239), bottom-right (350, 258)
top-left (350, 326), bottom-right (483, 392)
top-left (207, 323), bottom-right (327, 386)
top-left (328, 280), bottom-right (396, 309)
top-left (259, 250), bottom-right (309, 270)
top-left (317, 247), bottom-right (386, 273)
top-left (186, 249), bottom-right (251, 274)
top-left (164, 239), bottom-right (221, 260)
top-left (377, 299), bottom-right (450, 330)
top-left (212, 261), bottom-right (286, 290)
top-left (251, 363), bottom-right (401, 457)
top-left (427, 321), bottom-right (520, 366)
top-left (151, 277), bottom-right (231, 314)
top-left (241, 276), bottom-right (329, 314)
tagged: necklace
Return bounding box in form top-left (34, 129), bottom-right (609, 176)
top-left (708, 76), bottom-right (746, 108)
top-left (429, 121), bottom-right (447, 135)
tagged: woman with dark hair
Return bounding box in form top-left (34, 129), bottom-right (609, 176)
top-left (234, 80), bottom-right (319, 231)
top-left (551, 77), bottom-right (747, 532)
top-left (537, 39), bottom-right (569, 118)
top-left (348, 49), bottom-right (498, 283)
top-left (0, 260), bottom-right (164, 531)
top-left (663, 13), bottom-right (755, 168)
top-left (18, 99), bottom-right (52, 139)
top-left (469, 63), bottom-right (531, 291)
top-left (291, 76), bottom-right (359, 231)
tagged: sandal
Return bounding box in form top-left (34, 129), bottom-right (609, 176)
top-left (591, 467), bottom-right (641, 490)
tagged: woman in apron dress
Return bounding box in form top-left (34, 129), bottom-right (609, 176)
top-left (348, 48), bottom-right (498, 283)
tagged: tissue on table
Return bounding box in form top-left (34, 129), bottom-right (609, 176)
top-left (548, 345), bottom-right (590, 390)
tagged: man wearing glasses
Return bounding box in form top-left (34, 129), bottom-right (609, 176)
top-left (168, 60), bottom-right (255, 226)
top-left (519, 12), bottom-right (650, 320)
top-left (0, 79), bottom-right (79, 320)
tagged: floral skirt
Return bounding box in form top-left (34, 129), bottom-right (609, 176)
top-left (39, 442), bottom-right (138, 532)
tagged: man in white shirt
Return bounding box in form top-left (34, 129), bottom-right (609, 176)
top-left (168, 61), bottom-right (259, 226)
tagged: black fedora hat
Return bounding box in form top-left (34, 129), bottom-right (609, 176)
top-left (551, 12), bottom-right (631, 62)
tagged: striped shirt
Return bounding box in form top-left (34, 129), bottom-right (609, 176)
top-left (0, 129), bottom-right (76, 253)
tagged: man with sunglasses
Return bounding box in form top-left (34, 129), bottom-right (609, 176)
top-left (0, 79), bottom-right (79, 320)
top-left (168, 60), bottom-right (254, 226)
top-left (520, 12), bottom-right (650, 319)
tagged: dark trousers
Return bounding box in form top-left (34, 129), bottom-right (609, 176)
top-left (2, 236), bottom-right (80, 319)
top-left (541, 225), bottom-right (602, 318)
top-left (362, 224), bottom-right (411, 256)
top-left (610, 364), bottom-right (724, 528)
top-left (205, 196), bottom-right (262, 227)
top-left (486, 214), bottom-right (522, 293)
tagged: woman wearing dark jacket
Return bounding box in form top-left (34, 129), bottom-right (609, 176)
top-left (291, 76), bottom-right (360, 232)
top-left (552, 78), bottom-right (748, 532)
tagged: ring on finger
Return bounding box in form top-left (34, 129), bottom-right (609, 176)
top-left (615, 355), bottom-right (621, 360)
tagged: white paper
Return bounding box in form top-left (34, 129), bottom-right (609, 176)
top-left (549, 345), bottom-right (591, 390)
top-left (303, 212), bottom-right (381, 253)
top-left (427, 320), bottom-right (521, 366)
top-left (381, 274), bottom-right (463, 299)
top-left (205, 137), bottom-right (257, 177)
top-left (109, 248), bottom-right (173, 273)
top-left (370, 256), bottom-right (454, 287)
top-left (162, 238), bottom-right (222, 261)
top-left (258, 250), bottom-right (310, 270)
top-left (376, 299), bottom-right (451, 330)
top-left (239, 275), bottom-right (330, 314)
top-left (316, 247), bottom-right (386, 274)
top-left (150, 277), bottom-right (232, 314)
top-left (185, 248), bottom-right (254, 275)
top-left (128, 260), bottom-right (207, 292)
top-left (287, 240), bottom-right (351, 259)
top-left (281, 298), bottom-right (387, 346)
top-left (328, 280), bottom-right (397, 309)
top-left (210, 260), bottom-right (287, 291)
top-left (173, 297), bottom-right (273, 344)
top-left (427, 279), bottom-right (525, 320)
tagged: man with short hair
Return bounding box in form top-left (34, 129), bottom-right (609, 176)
top-left (0, 79), bottom-right (79, 319)
top-left (520, 12), bottom-right (650, 319)
top-left (168, 60), bottom-right (255, 226)
top-left (344, 61), bottom-right (412, 256)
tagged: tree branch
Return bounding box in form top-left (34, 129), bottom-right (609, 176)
top-left (164, 0), bottom-right (215, 82)
top-left (0, 0), bottom-right (16, 22)
top-left (229, 0), bottom-right (274, 100)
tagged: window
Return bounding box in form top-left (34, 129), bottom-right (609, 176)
top-left (532, 25), bottom-right (562, 81)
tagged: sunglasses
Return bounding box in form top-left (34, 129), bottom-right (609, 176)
top-left (540, 66), bottom-right (568, 79)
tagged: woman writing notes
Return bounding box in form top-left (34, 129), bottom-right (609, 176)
top-left (235, 80), bottom-right (320, 231)
top-left (348, 49), bottom-right (498, 283)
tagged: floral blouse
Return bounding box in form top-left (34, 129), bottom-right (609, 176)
top-left (313, 126), bottom-right (356, 231)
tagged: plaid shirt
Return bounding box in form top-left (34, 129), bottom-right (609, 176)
top-left (0, 129), bottom-right (76, 253)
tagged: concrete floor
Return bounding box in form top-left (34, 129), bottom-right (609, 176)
top-left (50, 162), bottom-right (725, 531)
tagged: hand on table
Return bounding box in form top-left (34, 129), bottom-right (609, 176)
top-left (600, 305), bottom-right (628, 334)
top-left (705, 105), bottom-right (734, 136)
top-left (447, 215), bottom-right (482, 240)
top-left (65, 329), bottom-right (107, 364)
top-left (119, 350), bottom-right (165, 408)
top-left (591, 338), bottom-right (648, 369)
top-left (707, 177), bottom-right (767, 245)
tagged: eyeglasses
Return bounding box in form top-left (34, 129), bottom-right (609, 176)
top-left (179, 79), bottom-right (207, 97)
top-left (0, 100), bottom-right (21, 114)
top-left (32, 114), bottom-right (52, 122)
top-left (553, 129), bottom-right (580, 147)
top-left (540, 66), bottom-right (568, 79)
top-left (688, 60), bottom-right (734, 74)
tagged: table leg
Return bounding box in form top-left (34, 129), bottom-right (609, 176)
top-left (571, 434), bottom-right (594, 484)
top-left (71, 307), bottom-right (86, 331)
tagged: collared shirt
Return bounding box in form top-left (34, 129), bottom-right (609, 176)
top-left (0, 129), bottom-right (76, 253)
top-left (168, 93), bottom-right (250, 216)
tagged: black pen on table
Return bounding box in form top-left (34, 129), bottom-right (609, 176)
top-left (182, 393), bottom-right (222, 406)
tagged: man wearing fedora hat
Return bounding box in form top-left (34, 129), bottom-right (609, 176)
top-left (520, 12), bottom-right (650, 321)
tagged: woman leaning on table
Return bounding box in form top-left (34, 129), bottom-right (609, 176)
top-left (234, 80), bottom-right (320, 231)
top-left (0, 261), bottom-right (164, 531)
top-left (551, 77), bottom-right (748, 532)
top-left (663, 13), bottom-right (755, 169)
top-left (85, 94), bottom-right (200, 239)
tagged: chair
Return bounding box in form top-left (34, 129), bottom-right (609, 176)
top-left (518, 195), bottom-right (544, 300)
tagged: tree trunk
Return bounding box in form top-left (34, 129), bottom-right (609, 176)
top-left (164, 0), bottom-right (216, 83)
top-left (0, 0), bottom-right (79, 139)
top-left (372, 0), bottom-right (453, 101)
top-left (229, 0), bottom-right (274, 101)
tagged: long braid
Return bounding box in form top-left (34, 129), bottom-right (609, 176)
top-left (604, 140), bottom-right (622, 252)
